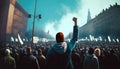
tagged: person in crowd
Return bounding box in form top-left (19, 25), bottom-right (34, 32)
top-left (80, 49), bottom-right (85, 69)
top-left (94, 48), bottom-right (101, 58)
top-left (71, 50), bottom-right (81, 69)
top-left (84, 47), bottom-right (99, 69)
top-left (108, 49), bottom-right (119, 69)
top-left (45, 17), bottom-right (78, 69)
top-left (12, 49), bottom-right (20, 69)
top-left (0, 49), bottom-right (16, 69)
top-left (94, 48), bottom-right (104, 69)
top-left (102, 49), bottom-right (110, 69)
top-left (23, 47), bottom-right (40, 69)
top-left (37, 48), bottom-right (46, 69)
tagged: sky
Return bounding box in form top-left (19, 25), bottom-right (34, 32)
top-left (17, 0), bottom-right (120, 38)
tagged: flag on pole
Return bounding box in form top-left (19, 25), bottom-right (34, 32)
top-left (11, 37), bottom-right (14, 42)
top-left (18, 33), bottom-right (24, 45)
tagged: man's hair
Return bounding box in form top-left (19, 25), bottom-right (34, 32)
top-left (56, 32), bottom-right (64, 43)
top-left (88, 47), bottom-right (94, 55)
top-left (94, 48), bottom-right (101, 57)
top-left (38, 48), bottom-right (42, 55)
top-left (27, 47), bottom-right (32, 54)
top-left (5, 49), bottom-right (11, 55)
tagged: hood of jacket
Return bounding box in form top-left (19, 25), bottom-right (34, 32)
top-left (53, 42), bottom-right (67, 54)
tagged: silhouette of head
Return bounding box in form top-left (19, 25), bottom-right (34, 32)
top-left (56, 32), bottom-right (64, 43)
top-left (5, 49), bottom-right (11, 55)
top-left (38, 48), bottom-right (42, 55)
top-left (94, 48), bottom-right (101, 57)
top-left (27, 47), bottom-right (32, 55)
top-left (88, 47), bottom-right (94, 55)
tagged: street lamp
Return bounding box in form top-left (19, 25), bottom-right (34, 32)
top-left (31, 0), bottom-right (41, 46)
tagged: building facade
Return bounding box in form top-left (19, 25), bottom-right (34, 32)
top-left (79, 3), bottom-right (120, 40)
top-left (0, 0), bottom-right (29, 43)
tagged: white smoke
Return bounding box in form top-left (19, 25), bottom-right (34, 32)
top-left (45, 0), bottom-right (120, 38)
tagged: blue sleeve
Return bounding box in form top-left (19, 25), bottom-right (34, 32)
top-left (68, 25), bottom-right (78, 51)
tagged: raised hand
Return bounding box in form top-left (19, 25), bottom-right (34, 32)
top-left (73, 17), bottom-right (77, 25)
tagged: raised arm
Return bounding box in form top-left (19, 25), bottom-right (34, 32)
top-left (72, 17), bottom-right (78, 41)
top-left (69, 17), bottom-right (78, 51)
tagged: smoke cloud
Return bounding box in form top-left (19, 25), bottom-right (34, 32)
top-left (45, 0), bottom-right (120, 38)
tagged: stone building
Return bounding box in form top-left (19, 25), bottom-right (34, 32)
top-left (0, 0), bottom-right (29, 43)
top-left (79, 3), bottom-right (120, 41)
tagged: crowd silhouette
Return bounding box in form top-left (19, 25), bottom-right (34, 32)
top-left (0, 17), bottom-right (120, 69)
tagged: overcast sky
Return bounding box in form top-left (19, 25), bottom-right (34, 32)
top-left (18, 0), bottom-right (120, 37)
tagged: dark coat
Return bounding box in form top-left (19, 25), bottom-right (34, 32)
top-left (37, 54), bottom-right (46, 69)
top-left (23, 54), bottom-right (40, 69)
top-left (84, 54), bottom-right (99, 69)
top-left (0, 54), bottom-right (16, 69)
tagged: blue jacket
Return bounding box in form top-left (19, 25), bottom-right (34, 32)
top-left (46, 25), bottom-right (78, 69)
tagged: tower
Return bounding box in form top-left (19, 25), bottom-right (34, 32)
top-left (87, 9), bottom-right (91, 23)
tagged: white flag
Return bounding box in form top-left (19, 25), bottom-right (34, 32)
top-left (18, 33), bottom-right (24, 45)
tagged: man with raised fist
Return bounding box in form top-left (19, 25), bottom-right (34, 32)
top-left (45, 17), bottom-right (79, 69)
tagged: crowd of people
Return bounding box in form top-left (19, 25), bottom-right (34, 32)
top-left (0, 17), bottom-right (120, 69)
top-left (0, 41), bottom-right (120, 69)
top-left (72, 41), bottom-right (120, 69)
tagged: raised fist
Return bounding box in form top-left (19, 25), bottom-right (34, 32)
top-left (73, 17), bottom-right (77, 25)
